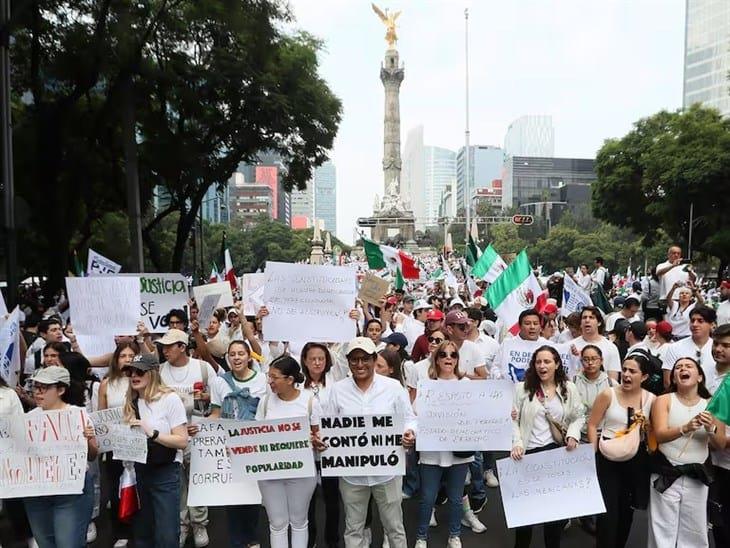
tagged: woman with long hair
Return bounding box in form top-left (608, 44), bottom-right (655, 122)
top-left (666, 282), bottom-right (704, 339)
top-left (414, 341), bottom-right (472, 548)
top-left (511, 345), bottom-right (585, 548)
top-left (648, 357), bottom-right (725, 547)
top-left (587, 354), bottom-right (656, 548)
top-left (256, 355), bottom-right (316, 548)
top-left (408, 329), bottom-right (447, 401)
top-left (376, 349), bottom-right (405, 385)
top-left (364, 319), bottom-right (384, 349)
top-left (123, 354), bottom-right (188, 548)
top-left (23, 366), bottom-right (98, 548)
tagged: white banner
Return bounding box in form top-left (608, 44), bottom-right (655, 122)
top-left (110, 425), bottom-right (148, 464)
top-left (240, 273), bottom-right (266, 316)
top-left (87, 249), bottom-right (122, 276)
top-left (262, 262), bottom-right (358, 343)
top-left (89, 407), bottom-right (125, 453)
top-left (0, 306), bottom-right (21, 387)
top-left (226, 417), bottom-right (315, 481)
top-left (496, 444), bottom-right (605, 528)
top-left (188, 419), bottom-right (261, 506)
top-left (137, 274), bottom-right (189, 333)
top-left (319, 415), bottom-right (406, 477)
top-left (562, 272), bottom-right (592, 315)
top-left (415, 380), bottom-right (513, 451)
top-left (0, 408), bottom-right (89, 498)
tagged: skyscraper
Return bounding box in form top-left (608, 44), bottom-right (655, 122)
top-left (290, 184), bottom-right (314, 229)
top-left (314, 161), bottom-right (337, 235)
top-left (503, 115), bottom-right (555, 158)
top-left (401, 126), bottom-right (426, 225)
top-left (456, 145), bottom-right (504, 213)
top-left (424, 146), bottom-right (456, 225)
top-left (683, 0), bottom-right (730, 115)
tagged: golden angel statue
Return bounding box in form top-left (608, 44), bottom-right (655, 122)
top-left (371, 3), bottom-right (401, 47)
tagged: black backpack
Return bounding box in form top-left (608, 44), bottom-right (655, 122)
top-left (602, 269), bottom-right (613, 293)
top-left (629, 348), bottom-right (664, 395)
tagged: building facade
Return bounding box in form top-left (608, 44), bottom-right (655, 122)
top-left (684, 0), bottom-right (730, 115)
top-left (401, 125), bottom-right (426, 225)
top-left (456, 145), bottom-right (504, 213)
top-left (200, 184), bottom-right (229, 224)
top-left (229, 179), bottom-right (274, 223)
top-left (424, 146), bottom-right (456, 226)
top-left (313, 161), bottom-right (337, 234)
top-left (290, 184), bottom-right (314, 228)
top-left (503, 115), bottom-right (555, 158)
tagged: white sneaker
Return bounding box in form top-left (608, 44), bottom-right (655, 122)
top-left (179, 525), bottom-right (189, 548)
top-left (364, 527), bottom-right (372, 546)
top-left (382, 536), bottom-right (390, 548)
top-left (86, 522), bottom-right (97, 543)
top-left (415, 540), bottom-right (427, 548)
top-left (484, 469), bottom-right (499, 487)
top-left (447, 537), bottom-right (462, 548)
top-left (113, 541), bottom-right (129, 548)
top-left (461, 509), bottom-right (487, 533)
top-left (193, 526), bottom-right (210, 548)
top-left (429, 509), bottom-right (437, 527)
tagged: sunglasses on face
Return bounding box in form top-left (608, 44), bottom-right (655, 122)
top-left (123, 368), bottom-right (148, 378)
top-left (455, 324), bottom-right (469, 331)
top-left (437, 351), bottom-right (458, 359)
top-left (32, 384), bottom-right (54, 393)
top-left (428, 336), bottom-right (444, 344)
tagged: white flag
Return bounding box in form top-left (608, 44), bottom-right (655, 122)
top-left (562, 271), bottom-right (592, 315)
top-left (0, 306), bottom-right (21, 387)
top-left (87, 249), bottom-right (122, 276)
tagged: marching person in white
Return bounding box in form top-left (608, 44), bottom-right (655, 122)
top-left (312, 337), bottom-right (416, 548)
top-left (256, 355), bottom-right (317, 548)
top-left (662, 306), bottom-right (717, 390)
top-left (656, 246), bottom-right (695, 300)
top-left (648, 357), bottom-right (725, 548)
top-left (569, 306), bottom-right (622, 382)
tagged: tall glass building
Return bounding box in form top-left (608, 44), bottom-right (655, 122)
top-left (683, 0), bottom-right (730, 115)
top-left (314, 161), bottom-right (337, 235)
top-left (456, 145), bottom-right (504, 213)
top-left (503, 115), bottom-right (555, 158)
top-left (424, 146), bottom-right (456, 224)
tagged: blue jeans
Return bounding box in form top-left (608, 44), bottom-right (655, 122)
top-left (417, 463), bottom-right (469, 539)
top-left (24, 470), bottom-right (94, 548)
top-left (133, 462), bottom-right (181, 548)
top-left (403, 449), bottom-right (420, 497)
top-left (468, 451), bottom-right (486, 500)
top-left (226, 504), bottom-right (260, 548)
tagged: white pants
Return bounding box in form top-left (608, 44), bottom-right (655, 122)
top-left (259, 477), bottom-right (317, 548)
top-left (648, 473), bottom-right (709, 548)
top-left (339, 477), bottom-right (406, 548)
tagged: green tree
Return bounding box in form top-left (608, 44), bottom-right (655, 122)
top-left (593, 104), bottom-right (730, 277)
top-left (489, 223), bottom-right (526, 256)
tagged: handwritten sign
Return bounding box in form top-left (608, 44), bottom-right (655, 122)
top-left (319, 415), bottom-right (405, 477)
top-left (0, 307), bottom-right (21, 387)
top-left (416, 380), bottom-right (513, 451)
top-left (87, 249), bottom-right (122, 276)
top-left (89, 407), bottom-right (125, 453)
top-left (357, 273), bottom-right (390, 307)
top-left (196, 294), bottom-right (220, 332)
top-left (262, 262), bottom-right (357, 343)
top-left (192, 282), bottom-right (234, 311)
top-left (110, 425), bottom-right (148, 464)
top-left (0, 408), bottom-right (89, 498)
top-left (496, 445), bottom-right (605, 528)
top-left (226, 417), bottom-right (315, 481)
top-left (188, 419), bottom-right (261, 506)
top-left (137, 274), bottom-right (189, 333)
top-left (241, 274), bottom-right (266, 316)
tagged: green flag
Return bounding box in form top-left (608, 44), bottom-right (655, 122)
top-left (707, 375), bottom-right (730, 425)
top-left (590, 283), bottom-right (612, 315)
top-left (73, 251), bottom-right (84, 277)
top-left (466, 234), bottom-right (481, 267)
top-left (395, 268), bottom-right (405, 291)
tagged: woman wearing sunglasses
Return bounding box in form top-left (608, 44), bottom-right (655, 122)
top-left (122, 354), bottom-right (188, 548)
top-left (406, 329), bottom-right (447, 402)
top-left (414, 341), bottom-right (472, 548)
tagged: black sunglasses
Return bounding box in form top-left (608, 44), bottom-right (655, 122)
top-left (437, 351), bottom-right (458, 359)
top-left (428, 336), bottom-right (444, 344)
top-left (123, 368), bottom-right (148, 378)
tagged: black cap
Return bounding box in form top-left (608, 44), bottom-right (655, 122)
top-left (123, 353), bottom-right (160, 372)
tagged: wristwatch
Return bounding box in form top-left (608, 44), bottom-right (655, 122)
top-left (150, 429), bottom-right (160, 441)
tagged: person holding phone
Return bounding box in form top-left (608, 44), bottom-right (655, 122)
top-left (656, 246), bottom-right (696, 302)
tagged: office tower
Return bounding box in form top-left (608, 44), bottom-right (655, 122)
top-left (503, 115), bottom-right (555, 158)
top-left (424, 146), bottom-right (456, 226)
top-left (313, 161), bottom-right (337, 234)
top-left (456, 145), bottom-right (504, 213)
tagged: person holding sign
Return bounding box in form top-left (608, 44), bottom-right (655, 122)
top-left (255, 355), bottom-right (317, 548)
top-left (311, 336), bottom-right (416, 548)
top-left (122, 354), bottom-right (189, 548)
top-left (510, 346), bottom-right (585, 548)
top-left (648, 357), bottom-right (725, 548)
top-left (587, 353), bottom-right (656, 548)
top-left (414, 341), bottom-right (473, 548)
top-left (23, 366), bottom-right (98, 548)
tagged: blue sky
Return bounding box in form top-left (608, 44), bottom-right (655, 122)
top-left (288, 0), bottom-right (686, 244)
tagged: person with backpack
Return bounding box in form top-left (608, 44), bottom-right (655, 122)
top-left (592, 257), bottom-right (612, 293)
top-left (207, 339), bottom-right (266, 548)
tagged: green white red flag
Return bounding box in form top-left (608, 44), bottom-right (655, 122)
top-left (362, 238), bottom-right (420, 279)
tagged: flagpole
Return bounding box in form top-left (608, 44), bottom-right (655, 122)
top-left (463, 7), bottom-right (471, 243)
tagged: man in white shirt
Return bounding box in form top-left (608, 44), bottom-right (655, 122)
top-left (465, 307), bottom-right (499, 372)
top-left (625, 322), bottom-right (649, 355)
top-left (569, 306), bottom-right (622, 381)
top-left (492, 309), bottom-right (548, 382)
top-left (717, 280), bottom-right (730, 327)
top-left (313, 337), bottom-right (416, 548)
top-left (662, 306), bottom-right (717, 390)
top-left (605, 297), bottom-right (642, 332)
top-left (656, 245), bottom-right (696, 299)
top-left (591, 257), bottom-right (608, 288)
top-left (396, 299), bottom-right (430, 355)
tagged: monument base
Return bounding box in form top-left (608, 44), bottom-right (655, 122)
top-left (371, 211), bottom-right (417, 244)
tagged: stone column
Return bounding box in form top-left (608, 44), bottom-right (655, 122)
top-left (381, 48), bottom-right (404, 195)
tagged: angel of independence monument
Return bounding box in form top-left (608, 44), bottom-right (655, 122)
top-left (362, 4), bottom-right (417, 248)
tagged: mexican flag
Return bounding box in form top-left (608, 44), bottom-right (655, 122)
top-left (485, 249), bottom-right (546, 335)
top-left (466, 219), bottom-right (481, 266)
top-left (221, 233), bottom-right (238, 290)
top-left (471, 244), bottom-right (508, 283)
top-left (362, 238), bottom-right (420, 279)
top-left (707, 374), bottom-right (730, 425)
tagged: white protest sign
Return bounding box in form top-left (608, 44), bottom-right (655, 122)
top-left (66, 277), bottom-right (140, 356)
top-left (225, 417), bottom-right (315, 481)
top-left (138, 274), bottom-right (189, 333)
top-left (110, 425), bottom-right (148, 464)
top-left (562, 272), bottom-right (592, 315)
top-left (415, 380), bottom-right (513, 451)
top-left (193, 282), bottom-right (234, 311)
top-left (262, 262), bottom-right (358, 343)
top-left (241, 273), bottom-right (266, 316)
top-left (89, 407), bottom-right (125, 453)
top-left (496, 444), bottom-right (605, 528)
top-left (188, 419), bottom-right (261, 507)
top-left (196, 294), bottom-right (220, 331)
top-left (319, 415), bottom-right (406, 477)
top-left (0, 307), bottom-right (21, 387)
top-left (0, 290), bottom-right (7, 316)
top-left (0, 408), bottom-right (89, 498)
top-left (87, 249), bottom-right (122, 276)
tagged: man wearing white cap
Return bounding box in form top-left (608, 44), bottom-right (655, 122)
top-left (312, 337), bottom-right (416, 548)
top-left (395, 299), bottom-right (431, 355)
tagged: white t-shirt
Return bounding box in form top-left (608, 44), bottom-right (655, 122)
top-left (569, 336), bottom-right (622, 374)
top-left (667, 301), bottom-right (696, 339)
top-left (136, 392), bottom-right (188, 463)
top-left (407, 357), bottom-right (431, 390)
top-left (662, 337), bottom-right (716, 388)
top-left (657, 261), bottom-right (690, 299)
top-left (210, 370), bottom-right (268, 409)
top-left (577, 273), bottom-right (593, 291)
top-left (527, 394), bottom-right (564, 450)
top-left (493, 336), bottom-right (549, 382)
top-left (591, 267), bottom-right (608, 287)
top-left (256, 390), bottom-right (311, 421)
top-left (718, 300), bottom-right (730, 327)
top-left (455, 339), bottom-right (485, 376)
top-left (160, 358), bottom-right (220, 419)
top-left (473, 333), bottom-right (500, 372)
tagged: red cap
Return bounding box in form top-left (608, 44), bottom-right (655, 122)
top-left (656, 321), bottom-right (673, 339)
top-left (445, 310), bottom-right (470, 325)
top-left (542, 303), bottom-right (558, 315)
top-left (386, 296), bottom-right (398, 305)
top-left (426, 309), bottom-right (444, 321)
top-left (721, 280), bottom-right (730, 289)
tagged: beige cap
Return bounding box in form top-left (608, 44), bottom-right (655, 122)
top-left (157, 329), bottom-right (189, 346)
top-left (32, 366), bottom-right (70, 386)
top-left (346, 336), bottom-right (377, 356)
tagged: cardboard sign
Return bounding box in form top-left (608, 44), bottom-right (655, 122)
top-left (357, 273), bottom-right (390, 307)
top-left (497, 445), bottom-right (606, 528)
top-left (89, 407), bottom-right (125, 453)
top-left (416, 380), bottom-right (513, 451)
top-left (87, 249), bottom-right (122, 276)
top-left (226, 417), bottom-right (315, 481)
top-left (187, 419), bottom-right (261, 506)
top-left (319, 415), bottom-right (406, 477)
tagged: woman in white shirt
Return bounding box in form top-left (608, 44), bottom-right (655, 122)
top-left (123, 354), bottom-right (188, 548)
top-left (511, 346), bottom-right (585, 548)
top-left (666, 283), bottom-right (703, 339)
top-left (414, 341), bottom-right (473, 548)
top-left (256, 355), bottom-right (316, 548)
top-left (648, 357), bottom-right (725, 548)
